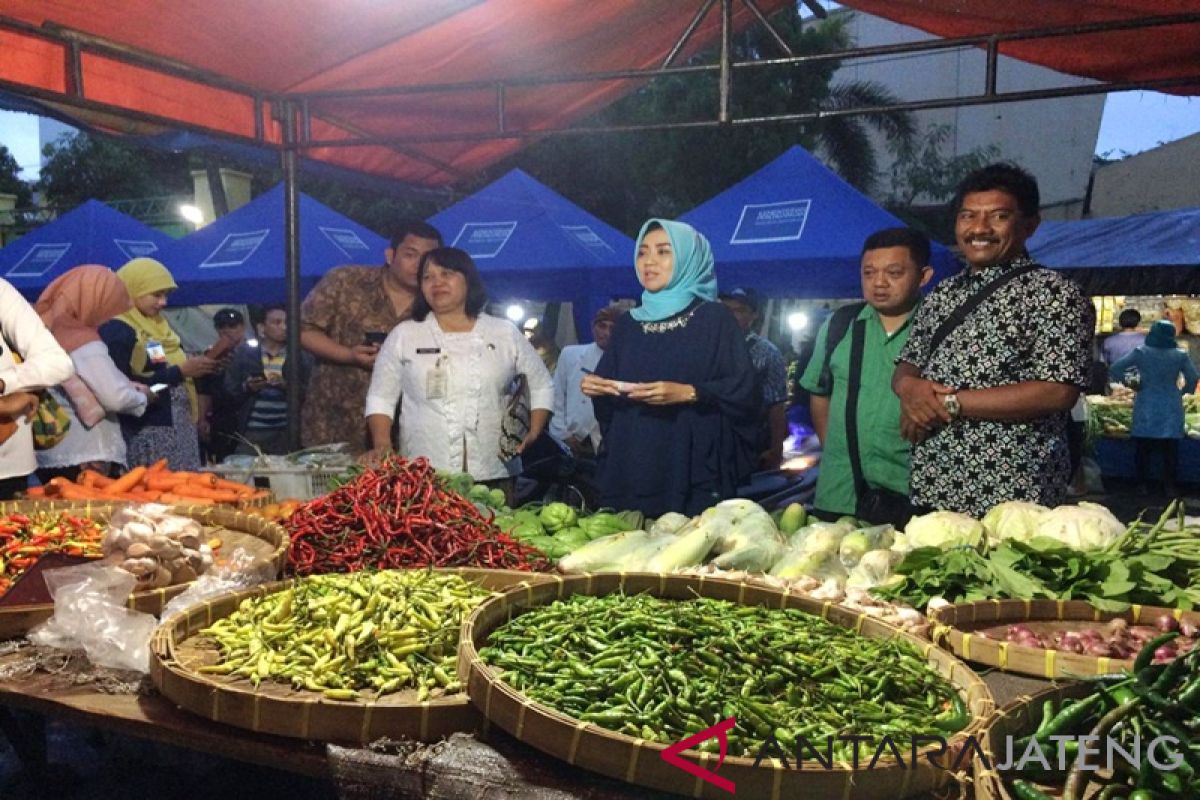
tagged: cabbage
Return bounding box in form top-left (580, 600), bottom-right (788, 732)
top-left (787, 520), bottom-right (854, 550)
top-left (900, 511), bottom-right (984, 551)
top-left (838, 525), bottom-right (894, 568)
top-left (845, 548), bottom-right (903, 590)
top-left (644, 520), bottom-right (721, 572)
top-left (706, 499), bottom-right (787, 573)
top-left (649, 512), bottom-right (691, 537)
top-left (612, 532), bottom-right (677, 571)
top-left (558, 530), bottom-right (651, 573)
top-left (981, 501), bottom-right (1048, 546)
top-left (1033, 502), bottom-right (1124, 551)
top-left (768, 548), bottom-right (847, 584)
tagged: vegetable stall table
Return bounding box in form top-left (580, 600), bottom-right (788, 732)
top-left (0, 641), bottom-right (1050, 799)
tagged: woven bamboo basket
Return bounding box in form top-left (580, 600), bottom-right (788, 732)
top-left (150, 568), bottom-right (556, 743)
top-left (929, 599), bottom-right (1200, 679)
top-left (0, 500), bottom-right (287, 638)
top-left (973, 681), bottom-right (1095, 800)
top-left (459, 572), bottom-right (995, 800)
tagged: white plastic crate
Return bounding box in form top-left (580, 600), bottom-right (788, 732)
top-left (205, 463), bottom-right (345, 501)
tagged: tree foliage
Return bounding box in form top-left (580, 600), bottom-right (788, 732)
top-left (492, 11), bottom-right (915, 234)
top-left (39, 132), bottom-right (191, 208)
top-left (0, 145), bottom-right (33, 206)
top-left (886, 123), bottom-right (1002, 207)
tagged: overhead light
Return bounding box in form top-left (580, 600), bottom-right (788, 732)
top-left (179, 204), bottom-right (204, 225)
top-left (787, 311), bottom-right (809, 332)
top-left (246, 338), bottom-right (259, 348)
top-left (505, 303), bottom-right (526, 323)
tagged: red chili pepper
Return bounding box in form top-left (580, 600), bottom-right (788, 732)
top-left (284, 456), bottom-right (549, 575)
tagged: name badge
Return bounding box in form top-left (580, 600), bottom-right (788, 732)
top-left (145, 339), bottom-right (167, 365)
top-left (426, 365), bottom-right (448, 400)
top-left (416, 348), bottom-right (441, 355)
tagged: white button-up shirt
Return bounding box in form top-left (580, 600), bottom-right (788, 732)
top-left (549, 342), bottom-right (602, 446)
top-left (365, 313), bottom-right (553, 480)
top-left (0, 279), bottom-right (75, 480)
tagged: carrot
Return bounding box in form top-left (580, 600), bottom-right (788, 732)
top-left (145, 475), bottom-right (188, 492)
top-left (211, 478), bottom-right (254, 496)
top-left (79, 469), bottom-right (114, 489)
top-left (186, 473), bottom-right (219, 488)
top-left (171, 485), bottom-right (242, 503)
top-left (147, 459), bottom-right (168, 473)
top-left (24, 486), bottom-right (46, 498)
top-left (158, 492), bottom-right (215, 506)
top-left (104, 466), bottom-right (147, 495)
top-left (161, 471), bottom-right (206, 483)
top-left (50, 478), bottom-right (109, 500)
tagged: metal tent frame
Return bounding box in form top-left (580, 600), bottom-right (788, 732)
top-left (2, 2), bottom-right (1197, 447)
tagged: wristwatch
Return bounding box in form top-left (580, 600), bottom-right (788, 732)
top-left (942, 393), bottom-right (961, 420)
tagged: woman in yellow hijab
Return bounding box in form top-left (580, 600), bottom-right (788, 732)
top-left (100, 258), bottom-right (219, 470)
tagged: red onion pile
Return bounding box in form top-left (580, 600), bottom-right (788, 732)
top-left (979, 614), bottom-right (1198, 662)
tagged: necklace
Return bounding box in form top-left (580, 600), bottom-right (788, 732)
top-left (639, 305), bottom-right (699, 334)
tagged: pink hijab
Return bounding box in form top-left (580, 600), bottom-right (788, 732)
top-left (35, 265), bottom-right (132, 352)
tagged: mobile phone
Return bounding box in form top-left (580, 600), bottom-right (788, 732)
top-left (150, 383), bottom-right (168, 394)
top-left (363, 331), bottom-right (388, 346)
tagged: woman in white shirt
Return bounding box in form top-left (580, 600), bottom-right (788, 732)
top-left (365, 247), bottom-right (553, 484)
top-left (35, 265), bottom-right (153, 481)
top-left (0, 278), bottom-right (75, 498)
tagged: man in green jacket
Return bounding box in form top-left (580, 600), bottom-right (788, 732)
top-left (799, 228), bottom-right (933, 519)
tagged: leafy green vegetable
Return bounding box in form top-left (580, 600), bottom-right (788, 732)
top-left (874, 503), bottom-right (1200, 611)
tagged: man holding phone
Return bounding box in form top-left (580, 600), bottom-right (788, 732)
top-left (300, 221), bottom-right (442, 453)
top-left (226, 304), bottom-right (313, 455)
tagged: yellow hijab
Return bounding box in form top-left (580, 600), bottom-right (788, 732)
top-left (115, 258), bottom-right (198, 421)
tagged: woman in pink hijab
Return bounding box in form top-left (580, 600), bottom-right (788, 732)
top-left (35, 265), bottom-right (155, 481)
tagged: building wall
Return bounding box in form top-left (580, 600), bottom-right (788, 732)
top-left (1088, 132), bottom-right (1200, 217)
top-left (832, 10), bottom-right (1105, 210)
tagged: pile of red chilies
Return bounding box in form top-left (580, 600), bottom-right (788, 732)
top-left (286, 456), bottom-right (549, 575)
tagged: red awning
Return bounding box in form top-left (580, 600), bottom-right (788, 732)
top-left (1, 1), bottom-right (1196, 188)
top-left (839, 1), bottom-right (1200, 95)
top-left (0, 0), bottom-right (793, 186)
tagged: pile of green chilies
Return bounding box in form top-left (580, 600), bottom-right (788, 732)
top-left (481, 593), bottom-right (967, 759)
top-left (1010, 636), bottom-right (1200, 800)
top-left (199, 570), bottom-right (492, 701)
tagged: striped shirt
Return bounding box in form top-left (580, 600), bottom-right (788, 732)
top-left (247, 351), bottom-right (288, 430)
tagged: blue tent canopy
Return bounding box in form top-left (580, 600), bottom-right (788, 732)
top-left (1029, 207), bottom-right (1200, 295)
top-left (426, 169), bottom-right (639, 302)
top-left (157, 184), bottom-right (389, 305)
top-left (0, 200), bottom-right (173, 299)
top-left (679, 145), bottom-right (956, 297)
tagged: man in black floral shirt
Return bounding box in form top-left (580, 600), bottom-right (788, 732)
top-left (892, 163), bottom-right (1095, 516)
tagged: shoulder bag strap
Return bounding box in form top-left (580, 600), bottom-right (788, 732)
top-left (844, 318), bottom-right (869, 497)
top-left (925, 266), bottom-right (1037, 358)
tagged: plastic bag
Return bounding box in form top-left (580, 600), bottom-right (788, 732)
top-left (161, 547), bottom-right (278, 620)
top-left (706, 499), bottom-right (787, 573)
top-left (27, 563), bottom-right (157, 673)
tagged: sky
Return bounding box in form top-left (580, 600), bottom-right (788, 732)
top-left (1095, 91), bottom-right (1200, 158)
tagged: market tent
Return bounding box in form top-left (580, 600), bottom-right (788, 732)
top-left (0, 199), bottom-right (173, 298)
top-left (427, 168), bottom-right (638, 312)
top-left (0, 1), bottom-right (792, 187)
top-left (155, 184), bottom-right (388, 306)
top-left (840, 1), bottom-right (1200, 95)
top-left (1028, 207), bottom-right (1200, 296)
top-left (679, 146), bottom-right (958, 297)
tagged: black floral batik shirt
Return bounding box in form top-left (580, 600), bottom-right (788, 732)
top-left (898, 256), bottom-right (1095, 516)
